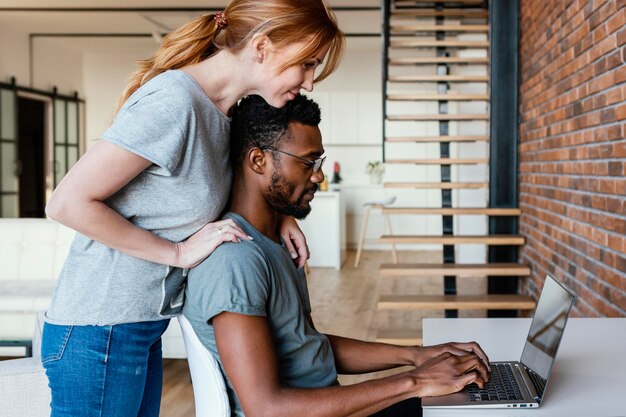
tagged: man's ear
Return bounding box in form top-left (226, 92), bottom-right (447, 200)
top-left (250, 33), bottom-right (273, 64)
top-left (248, 148), bottom-right (267, 174)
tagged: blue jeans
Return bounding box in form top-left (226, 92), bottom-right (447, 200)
top-left (42, 319), bottom-right (170, 417)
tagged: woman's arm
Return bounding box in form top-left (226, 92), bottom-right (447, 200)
top-left (279, 215), bottom-right (309, 268)
top-left (213, 312), bottom-right (487, 417)
top-left (46, 140), bottom-right (249, 268)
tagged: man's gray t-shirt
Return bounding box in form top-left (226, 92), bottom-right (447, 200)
top-left (46, 70), bottom-right (232, 325)
top-left (183, 213), bottom-right (338, 417)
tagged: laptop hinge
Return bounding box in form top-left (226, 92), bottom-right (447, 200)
top-left (519, 364), bottom-right (544, 401)
top-left (516, 364), bottom-right (540, 400)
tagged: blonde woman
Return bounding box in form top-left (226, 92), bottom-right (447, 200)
top-left (41, 1), bottom-right (344, 416)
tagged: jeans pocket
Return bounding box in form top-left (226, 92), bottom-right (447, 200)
top-left (41, 323), bottom-right (73, 364)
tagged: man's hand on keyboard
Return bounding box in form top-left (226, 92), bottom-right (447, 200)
top-left (412, 341), bottom-right (492, 373)
top-left (410, 351), bottom-right (490, 398)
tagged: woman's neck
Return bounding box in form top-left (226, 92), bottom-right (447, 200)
top-left (181, 50), bottom-right (252, 116)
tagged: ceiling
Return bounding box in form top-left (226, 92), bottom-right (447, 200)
top-left (0, 0), bottom-right (382, 54)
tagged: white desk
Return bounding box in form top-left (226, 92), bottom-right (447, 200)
top-left (423, 318), bottom-right (626, 417)
top-left (297, 191), bottom-right (346, 270)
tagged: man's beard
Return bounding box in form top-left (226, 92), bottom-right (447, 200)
top-left (266, 171), bottom-right (314, 220)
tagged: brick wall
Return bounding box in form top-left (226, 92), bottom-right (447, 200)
top-left (518, 0), bottom-right (625, 316)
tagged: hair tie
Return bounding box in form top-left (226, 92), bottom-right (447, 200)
top-left (214, 11), bottom-right (228, 29)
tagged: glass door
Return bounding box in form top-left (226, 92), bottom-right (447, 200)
top-left (53, 99), bottom-right (80, 188)
top-left (0, 87), bottom-right (19, 217)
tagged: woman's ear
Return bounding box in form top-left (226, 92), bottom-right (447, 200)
top-left (248, 148), bottom-right (267, 174)
top-left (250, 33), bottom-right (273, 64)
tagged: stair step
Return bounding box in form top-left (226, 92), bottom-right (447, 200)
top-left (387, 93), bottom-right (489, 101)
top-left (387, 114), bottom-right (489, 121)
top-left (389, 75), bottom-right (489, 83)
top-left (376, 329), bottom-right (423, 346)
top-left (379, 263), bottom-right (531, 277)
top-left (392, 9), bottom-right (489, 18)
top-left (386, 135), bottom-right (488, 142)
top-left (389, 57), bottom-right (489, 65)
top-left (384, 182), bottom-right (488, 189)
top-left (378, 295), bottom-right (536, 310)
top-left (381, 208), bottom-right (522, 216)
top-left (385, 158), bottom-right (488, 165)
top-left (390, 24), bottom-right (489, 34)
top-left (379, 235), bottom-right (525, 245)
top-left (390, 39), bottom-right (489, 48)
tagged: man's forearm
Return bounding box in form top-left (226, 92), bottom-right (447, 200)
top-left (326, 334), bottom-right (418, 374)
top-left (248, 372), bottom-right (418, 417)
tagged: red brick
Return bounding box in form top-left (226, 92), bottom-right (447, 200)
top-left (616, 103), bottom-right (626, 120)
top-left (519, 0), bottom-right (625, 317)
top-left (618, 27), bottom-right (626, 46)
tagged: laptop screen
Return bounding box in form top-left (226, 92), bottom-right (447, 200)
top-left (520, 275), bottom-right (576, 383)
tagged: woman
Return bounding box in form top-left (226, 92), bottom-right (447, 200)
top-left (41, 1), bottom-right (344, 416)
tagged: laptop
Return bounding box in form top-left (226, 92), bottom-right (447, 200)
top-left (422, 275), bottom-right (576, 409)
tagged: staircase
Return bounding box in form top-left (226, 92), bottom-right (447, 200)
top-left (375, 0), bottom-right (533, 345)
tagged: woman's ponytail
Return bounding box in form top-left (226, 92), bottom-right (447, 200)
top-left (114, 13), bottom-right (222, 114)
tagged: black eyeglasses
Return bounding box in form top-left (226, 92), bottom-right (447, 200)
top-left (264, 148), bottom-right (326, 173)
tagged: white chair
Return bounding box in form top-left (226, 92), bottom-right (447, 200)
top-left (354, 196), bottom-right (398, 267)
top-left (178, 315), bottom-right (230, 417)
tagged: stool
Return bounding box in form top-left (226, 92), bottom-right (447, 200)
top-left (354, 196), bottom-right (398, 267)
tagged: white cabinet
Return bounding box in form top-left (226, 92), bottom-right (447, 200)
top-left (297, 191), bottom-right (346, 270)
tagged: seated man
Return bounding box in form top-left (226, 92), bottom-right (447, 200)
top-left (183, 94), bottom-right (490, 417)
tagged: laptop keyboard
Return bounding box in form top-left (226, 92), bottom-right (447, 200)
top-left (468, 363), bottom-right (524, 402)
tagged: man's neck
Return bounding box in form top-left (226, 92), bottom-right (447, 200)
top-left (228, 180), bottom-right (282, 243)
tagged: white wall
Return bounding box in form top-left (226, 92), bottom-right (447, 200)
top-left (0, 25), bottom-right (29, 85)
top-left (0, 26), bottom-right (83, 96)
top-left (32, 38), bottom-right (84, 96)
top-left (82, 52), bottom-right (148, 144)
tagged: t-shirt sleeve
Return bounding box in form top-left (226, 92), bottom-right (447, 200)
top-left (184, 242), bottom-right (270, 323)
top-left (100, 87), bottom-right (190, 176)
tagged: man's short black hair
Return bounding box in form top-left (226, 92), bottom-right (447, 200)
top-left (230, 94), bottom-right (321, 168)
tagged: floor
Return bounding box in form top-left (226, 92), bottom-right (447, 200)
top-left (160, 249), bottom-right (488, 416)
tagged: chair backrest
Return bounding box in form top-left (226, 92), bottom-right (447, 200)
top-left (178, 315), bottom-right (230, 417)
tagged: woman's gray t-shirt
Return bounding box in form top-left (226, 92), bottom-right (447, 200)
top-left (46, 70), bottom-right (232, 326)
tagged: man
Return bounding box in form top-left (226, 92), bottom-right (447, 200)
top-left (183, 94), bottom-right (490, 417)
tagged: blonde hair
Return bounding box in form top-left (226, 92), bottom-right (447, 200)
top-left (115, 0), bottom-right (344, 113)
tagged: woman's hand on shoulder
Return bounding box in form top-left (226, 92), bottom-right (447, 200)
top-left (279, 216), bottom-right (310, 268)
top-left (173, 218), bottom-right (252, 269)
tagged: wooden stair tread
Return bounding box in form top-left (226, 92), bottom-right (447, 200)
top-left (387, 114), bottom-right (489, 121)
top-left (385, 135), bottom-right (488, 142)
top-left (384, 182), bottom-right (488, 189)
top-left (379, 235), bottom-right (525, 245)
top-left (392, 9), bottom-right (489, 17)
top-left (389, 57), bottom-right (489, 65)
top-left (390, 24), bottom-right (489, 33)
top-left (389, 75), bottom-right (489, 82)
top-left (376, 330), bottom-right (423, 346)
top-left (387, 93), bottom-right (489, 101)
top-left (390, 40), bottom-right (489, 48)
top-left (380, 207), bottom-right (521, 215)
top-left (385, 158), bottom-right (488, 165)
top-left (379, 263), bottom-right (531, 277)
top-left (378, 295), bottom-right (536, 310)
